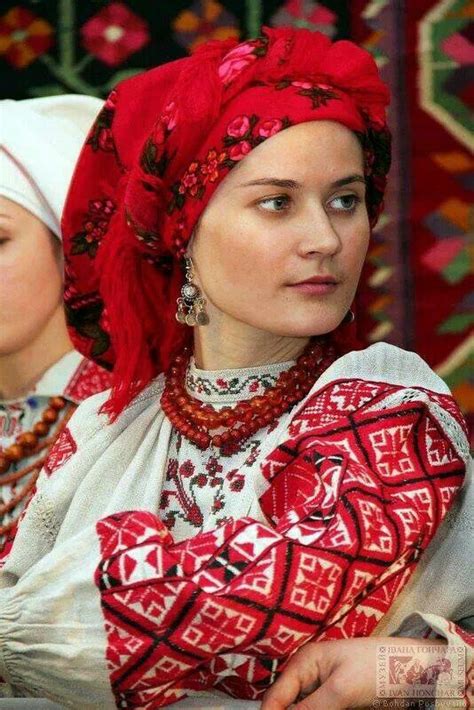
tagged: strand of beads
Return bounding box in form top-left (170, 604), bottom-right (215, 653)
top-left (0, 396), bottom-right (67, 474)
top-left (161, 338), bottom-right (336, 455)
top-left (0, 402), bottom-right (76, 540)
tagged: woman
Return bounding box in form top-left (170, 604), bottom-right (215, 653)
top-left (0, 28), bottom-right (472, 709)
top-left (0, 95), bottom-right (112, 552)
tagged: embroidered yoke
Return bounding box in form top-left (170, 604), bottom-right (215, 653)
top-left (159, 356), bottom-right (296, 540)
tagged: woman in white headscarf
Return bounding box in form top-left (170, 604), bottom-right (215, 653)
top-left (0, 95), bottom-right (112, 551)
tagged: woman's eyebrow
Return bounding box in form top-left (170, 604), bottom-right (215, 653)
top-left (238, 178), bottom-right (301, 189)
top-left (237, 174), bottom-right (366, 189)
top-left (332, 174), bottom-right (366, 187)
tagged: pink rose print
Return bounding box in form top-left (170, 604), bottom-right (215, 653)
top-left (229, 140), bottom-right (252, 161)
top-left (162, 101), bottom-right (177, 131)
top-left (227, 115), bottom-right (250, 138)
top-left (218, 42), bottom-right (257, 85)
top-left (291, 80), bottom-right (312, 89)
top-left (249, 381), bottom-right (259, 393)
top-left (71, 198), bottom-right (116, 259)
top-left (179, 162), bottom-right (200, 195)
top-left (258, 118), bottom-right (283, 138)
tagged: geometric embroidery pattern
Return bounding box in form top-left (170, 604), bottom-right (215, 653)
top-left (95, 379), bottom-right (466, 706)
top-left (43, 426), bottom-right (77, 477)
top-left (64, 358), bottom-right (112, 403)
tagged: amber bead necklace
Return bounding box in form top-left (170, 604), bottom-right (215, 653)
top-left (0, 397), bottom-right (76, 538)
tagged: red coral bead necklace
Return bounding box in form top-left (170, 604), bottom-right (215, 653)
top-left (161, 337), bottom-right (337, 454)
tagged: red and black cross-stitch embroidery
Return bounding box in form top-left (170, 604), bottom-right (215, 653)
top-left (160, 454), bottom-right (246, 532)
top-left (43, 426), bottom-right (77, 477)
top-left (185, 368), bottom-right (281, 399)
top-left (64, 357), bottom-right (112, 402)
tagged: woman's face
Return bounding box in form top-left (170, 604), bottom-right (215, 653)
top-left (0, 196), bottom-right (64, 356)
top-left (192, 120), bottom-right (370, 339)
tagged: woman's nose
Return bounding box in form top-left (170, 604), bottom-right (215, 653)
top-left (296, 205), bottom-right (342, 258)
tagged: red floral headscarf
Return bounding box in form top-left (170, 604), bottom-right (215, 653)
top-left (62, 26), bottom-right (391, 416)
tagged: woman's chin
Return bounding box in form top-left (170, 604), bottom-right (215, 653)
top-left (261, 310), bottom-right (347, 339)
top-left (252, 321), bottom-right (344, 340)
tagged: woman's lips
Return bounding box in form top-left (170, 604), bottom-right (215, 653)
top-left (288, 277), bottom-right (339, 295)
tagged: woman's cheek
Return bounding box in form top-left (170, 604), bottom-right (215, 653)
top-left (0, 256), bottom-right (26, 298)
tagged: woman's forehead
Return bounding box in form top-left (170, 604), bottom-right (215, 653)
top-left (222, 121), bottom-right (364, 185)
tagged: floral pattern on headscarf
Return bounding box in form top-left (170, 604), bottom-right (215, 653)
top-left (62, 26), bottom-right (391, 414)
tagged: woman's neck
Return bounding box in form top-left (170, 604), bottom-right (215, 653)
top-left (193, 314), bottom-right (310, 371)
top-left (0, 309), bottom-right (74, 400)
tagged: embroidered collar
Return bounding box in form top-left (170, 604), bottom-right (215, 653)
top-left (186, 357), bottom-right (295, 404)
top-left (0, 350), bottom-right (83, 408)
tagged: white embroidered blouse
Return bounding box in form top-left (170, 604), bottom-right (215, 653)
top-left (0, 344), bottom-right (471, 709)
top-left (0, 351), bottom-right (111, 547)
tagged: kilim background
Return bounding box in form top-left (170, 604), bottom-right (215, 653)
top-left (1, 0), bottom-right (472, 441)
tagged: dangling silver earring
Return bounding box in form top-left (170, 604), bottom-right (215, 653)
top-left (175, 256), bottom-right (209, 326)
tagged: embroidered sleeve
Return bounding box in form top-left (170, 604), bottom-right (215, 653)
top-left (0, 424), bottom-right (78, 575)
top-left (0, 380), bottom-right (113, 580)
top-left (0, 424), bottom-right (79, 687)
top-left (89, 383), bottom-right (467, 706)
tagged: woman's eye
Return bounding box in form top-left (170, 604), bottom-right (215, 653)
top-left (328, 194), bottom-right (360, 212)
top-left (258, 195), bottom-right (291, 212)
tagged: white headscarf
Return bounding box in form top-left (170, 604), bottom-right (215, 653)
top-left (0, 94), bottom-right (103, 238)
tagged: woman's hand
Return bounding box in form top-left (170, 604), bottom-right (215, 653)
top-left (261, 636), bottom-right (447, 710)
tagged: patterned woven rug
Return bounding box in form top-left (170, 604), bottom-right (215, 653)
top-left (1, 0), bottom-right (472, 441)
top-left (351, 0), bottom-right (473, 445)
